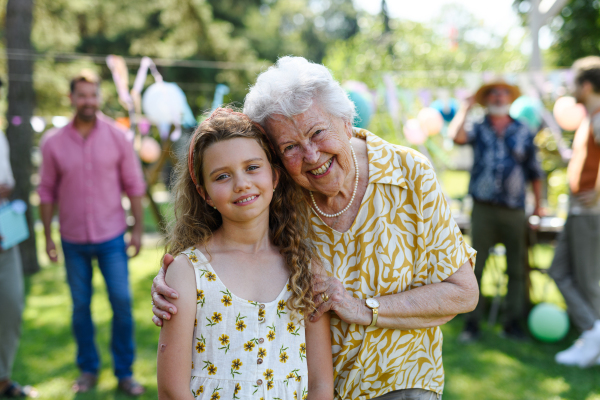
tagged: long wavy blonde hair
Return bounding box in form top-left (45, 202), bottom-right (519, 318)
top-left (165, 108), bottom-right (319, 319)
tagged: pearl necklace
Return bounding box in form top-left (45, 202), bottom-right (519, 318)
top-left (310, 145), bottom-right (359, 218)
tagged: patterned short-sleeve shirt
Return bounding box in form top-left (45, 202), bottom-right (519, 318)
top-left (311, 129), bottom-right (477, 399)
top-left (466, 116), bottom-right (543, 209)
top-left (182, 248), bottom-right (308, 400)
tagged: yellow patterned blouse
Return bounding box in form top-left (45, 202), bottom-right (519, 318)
top-left (311, 129), bottom-right (476, 400)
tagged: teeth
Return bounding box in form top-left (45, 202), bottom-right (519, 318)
top-left (236, 195), bottom-right (257, 204)
top-left (309, 159), bottom-right (333, 175)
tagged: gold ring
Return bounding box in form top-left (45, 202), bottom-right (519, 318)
top-left (321, 292), bottom-right (329, 303)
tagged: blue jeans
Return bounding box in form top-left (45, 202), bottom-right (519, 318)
top-left (62, 233), bottom-right (134, 379)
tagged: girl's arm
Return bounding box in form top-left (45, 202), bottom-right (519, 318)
top-left (157, 255), bottom-right (197, 400)
top-left (305, 311), bottom-right (334, 400)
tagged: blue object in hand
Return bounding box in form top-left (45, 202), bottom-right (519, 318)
top-left (0, 199), bottom-right (30, 249)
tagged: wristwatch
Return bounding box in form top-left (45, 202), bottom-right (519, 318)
top-left (366, 298), bottom-right (380, 328)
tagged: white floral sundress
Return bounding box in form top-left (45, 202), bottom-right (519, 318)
top-left (182, 247), bottom-right (309, 400)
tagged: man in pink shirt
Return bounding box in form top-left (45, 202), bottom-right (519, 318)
top-left (38, 71), bottom-right (146, 396)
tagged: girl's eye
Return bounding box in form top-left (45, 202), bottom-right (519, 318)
top-left (247, 165), bottom-right (259, 171)
top-left (215, 174), bottom-right (229, 181)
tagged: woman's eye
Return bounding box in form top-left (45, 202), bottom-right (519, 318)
top-left (283, 144), bottom-right (295, 153)
top-left (314, 129), bottom-right (323, 136)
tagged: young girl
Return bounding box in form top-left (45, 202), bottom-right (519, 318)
top-left (157, 108), bottom-right (333, 400)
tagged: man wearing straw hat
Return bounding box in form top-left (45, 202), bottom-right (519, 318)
top-left (449, 80), bottom-right (544, 342)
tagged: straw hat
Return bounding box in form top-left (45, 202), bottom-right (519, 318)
top-left (474, 80), bottom-right (521, 106)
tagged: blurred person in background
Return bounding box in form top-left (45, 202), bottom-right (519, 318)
top-left (0, 77), bottom-right (37, 398)
top-left (449, 80), bottom-right (543, 342)
top-left (550, 56), bottom-right (600, 368)
top-left (37, 71), bottom-right (146, 395)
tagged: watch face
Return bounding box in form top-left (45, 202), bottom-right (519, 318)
top-left (366, 298), bottom-right (379, 308)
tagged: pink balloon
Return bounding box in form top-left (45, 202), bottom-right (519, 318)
top-left (417, 107), bottom-right (444, 136)
top-left (139, 136), bottom-right (162, 163)
top-left (403, 119), bottom-right (427, 145)
top-left (553, 96), bottom-right (586, 131)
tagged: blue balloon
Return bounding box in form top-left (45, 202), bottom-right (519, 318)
top-left (431, 98), bottom-right (459, 122)
top-left (510, 96), bottom-right (543, 132)
top-left (347, 91), bottom-right (372, 129)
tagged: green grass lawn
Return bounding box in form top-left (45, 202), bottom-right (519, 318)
top-left (10, 229), bottom-right (600, 399)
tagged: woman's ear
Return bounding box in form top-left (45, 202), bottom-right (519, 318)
top-left (198, 186), bottom-right (215, 208)
top-left (344, 120), bottom-right (353, 140)
top-left (272, 166), bottom-right (281, 191)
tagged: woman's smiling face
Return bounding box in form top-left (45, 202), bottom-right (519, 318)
top-left (200, 137), bottom-right (277, 223)
top-left (264, 103), bottom-right (353, 198)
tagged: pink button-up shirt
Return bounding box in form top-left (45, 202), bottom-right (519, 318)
top-left (38, 114), bottom-right (146, 244)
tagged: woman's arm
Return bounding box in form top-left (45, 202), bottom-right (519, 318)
top-left (310, 262), bottom-right (478, 330)
top-left (305, 312), bottom-right (334, 400)
top-left (157, 255), bottom-right (197, 400)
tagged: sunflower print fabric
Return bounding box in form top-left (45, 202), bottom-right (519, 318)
top-left (311, 129), bottom-right (476, 399)
top-left (182, 248), bottom-right (308, 400)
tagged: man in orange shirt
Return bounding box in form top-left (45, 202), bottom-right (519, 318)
top-left (550, 56), bottom-right (600, 367)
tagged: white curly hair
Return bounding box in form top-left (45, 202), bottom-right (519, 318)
top-left (243, 56), bottom-right (355, 125)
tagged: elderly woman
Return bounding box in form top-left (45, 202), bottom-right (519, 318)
top-left (152, 57), bottom-right (478, 400)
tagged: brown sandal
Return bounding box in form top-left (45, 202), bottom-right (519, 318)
top-left (118, 378), bottom-right (145, 397)
top-left (72, 373), bottom-right (97, 393)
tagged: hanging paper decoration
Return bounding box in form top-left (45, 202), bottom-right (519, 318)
top-left (115, 117), bottom-right (131, 130)
top-left (11, 116), bottom-right (22, 126)
top-left (553, 96), bottom-right (586, 131)
top-left (137, 117), bottom-right (151, 136)
top-left (403, 119), bottom-right (427, 145)
top-left (383, 74), bottom-right (400, 124)
top-left (417, 89), bottom-right (432, 107)
top-left (212, 84), bottom-right (230, 111)
top-left (139, 136), bottom-right (162, 163)
top-left (142, 82), bottom-right (196, 129)
top-left (510, 96), bottom-right (543, 132)
top-left (417, 108), bottom-right (444, 136)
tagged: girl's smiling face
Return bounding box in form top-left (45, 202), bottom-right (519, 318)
top-left (200, 137), bottom-right (278, 223)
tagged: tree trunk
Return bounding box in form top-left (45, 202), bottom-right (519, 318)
top-left (6, 0), bottom-right (39, 275)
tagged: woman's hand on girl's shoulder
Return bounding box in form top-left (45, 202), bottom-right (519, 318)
top-left (152, 253), bottom-right (179, 326)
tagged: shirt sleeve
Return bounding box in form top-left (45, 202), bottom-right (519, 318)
top-left (465, 121), bottom-right (478, 144)
top-left (0, 132), bottom-right (15, 188)
top-left (118, 132), bottom-right (147, 197)
top-left (414, 159), bottom-right (477, 286)
top-left (37, 135), bottom-right (59, 204)
top-left (524, 132), bottom-right (544, 182)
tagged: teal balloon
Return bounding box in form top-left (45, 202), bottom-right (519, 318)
top-left (347, 91), bottom-right (372, 129)
top-left (510, 96), bottom-right (543, 132)
top-left (528, 303), bottom-right (570, 343)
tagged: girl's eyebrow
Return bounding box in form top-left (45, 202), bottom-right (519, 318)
top-left (208, 157), bottom-right (264, 176)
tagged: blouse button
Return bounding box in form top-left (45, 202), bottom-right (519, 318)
top-left (259, 304), bottom-right (265, 309)
top-left (256, 379), bottom-right (263, 385)
top-left (258, 317), bottom-right (265, 323)
top-left (257, 358), bottom-right (263, 364)
top-left (258, 338), bottom-right (264, 344)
